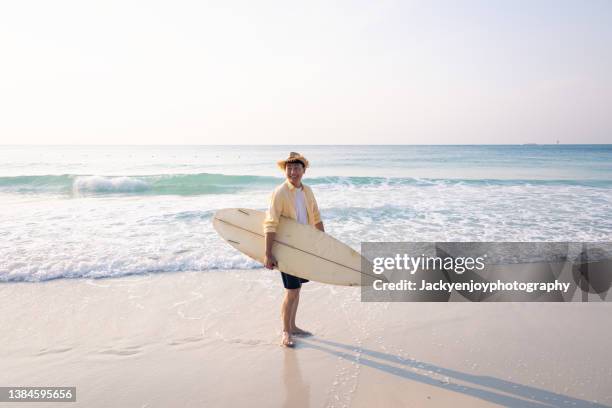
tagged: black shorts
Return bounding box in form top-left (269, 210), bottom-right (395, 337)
top-left (280, 272), bottom-right (309, 290)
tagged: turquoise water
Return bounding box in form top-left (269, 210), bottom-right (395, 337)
top-left (1, 145), bottom-right (611, 180)
top-left (1, 145), bottom-right (611, 281)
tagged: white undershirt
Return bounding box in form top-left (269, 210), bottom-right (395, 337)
top-left (294, 187), bottom-right (308, 225)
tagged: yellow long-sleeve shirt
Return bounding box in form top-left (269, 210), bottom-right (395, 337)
top-left (263, 180), bottom-right (322, 233)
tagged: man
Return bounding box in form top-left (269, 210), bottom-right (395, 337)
top-left (263, 152), bottom-right (324, 348)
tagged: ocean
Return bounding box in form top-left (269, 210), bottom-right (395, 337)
top-left (1, 145), bottom-right (611, 282)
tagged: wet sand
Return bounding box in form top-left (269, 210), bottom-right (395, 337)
top-left (1, 269), bottom-right (611, 407)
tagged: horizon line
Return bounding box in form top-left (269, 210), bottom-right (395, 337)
top-left (2, 143), bottom-right (611, 147)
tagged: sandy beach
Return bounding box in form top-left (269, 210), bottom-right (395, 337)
top-left (1, 269), bottom-right (611, 407)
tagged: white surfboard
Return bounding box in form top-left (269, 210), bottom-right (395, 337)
top-left (212, 208), bottom-right (377, 286)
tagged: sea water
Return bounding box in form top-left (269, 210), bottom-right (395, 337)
top-left (1, 145), bottom-right (611, 282)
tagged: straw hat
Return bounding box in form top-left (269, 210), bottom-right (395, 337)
top-left (277, 152), bottom-right (309, 170)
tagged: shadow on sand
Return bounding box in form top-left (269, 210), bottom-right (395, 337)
top-left (298, 337), bottom-right (608, 408)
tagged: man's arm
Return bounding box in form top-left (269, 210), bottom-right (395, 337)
top-left (310, 187), bottom-right (323, 232)
top-left (263, 189), bottom-right (282, 269)
top-left (264, 232), bottom-right (277, 269)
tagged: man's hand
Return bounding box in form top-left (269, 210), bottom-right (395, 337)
top-left (265, 253), bottom-right (278, 269)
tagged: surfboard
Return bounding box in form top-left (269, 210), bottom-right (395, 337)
top-left (212, 208), bottom-right (377, 286)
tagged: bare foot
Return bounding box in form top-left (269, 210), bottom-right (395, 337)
top-left (291, 327), bottom-right (312, 337)
top-left (281, 331), bottom-right (295, 347)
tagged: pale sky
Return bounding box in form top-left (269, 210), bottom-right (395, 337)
top-left (0, 0), bottom-right (610, 144)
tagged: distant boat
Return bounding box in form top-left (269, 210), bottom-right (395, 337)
top-left (522, 143), bottom-right (538, 146)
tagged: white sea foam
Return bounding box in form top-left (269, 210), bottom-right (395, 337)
top-left (73, 176), bottom-right (151, 194)
top-left (1, 181), bottom-right (611, 282)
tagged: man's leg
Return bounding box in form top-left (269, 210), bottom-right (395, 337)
top-left (289, 288), bottom-right (300, 331)
top-left (281, 288), bottom-right (299, 347)
top-left (289, 288), bottom-right (312, 336)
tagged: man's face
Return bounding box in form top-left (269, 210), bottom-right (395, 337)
top-left (285, 161), bottom-right (305, 186)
